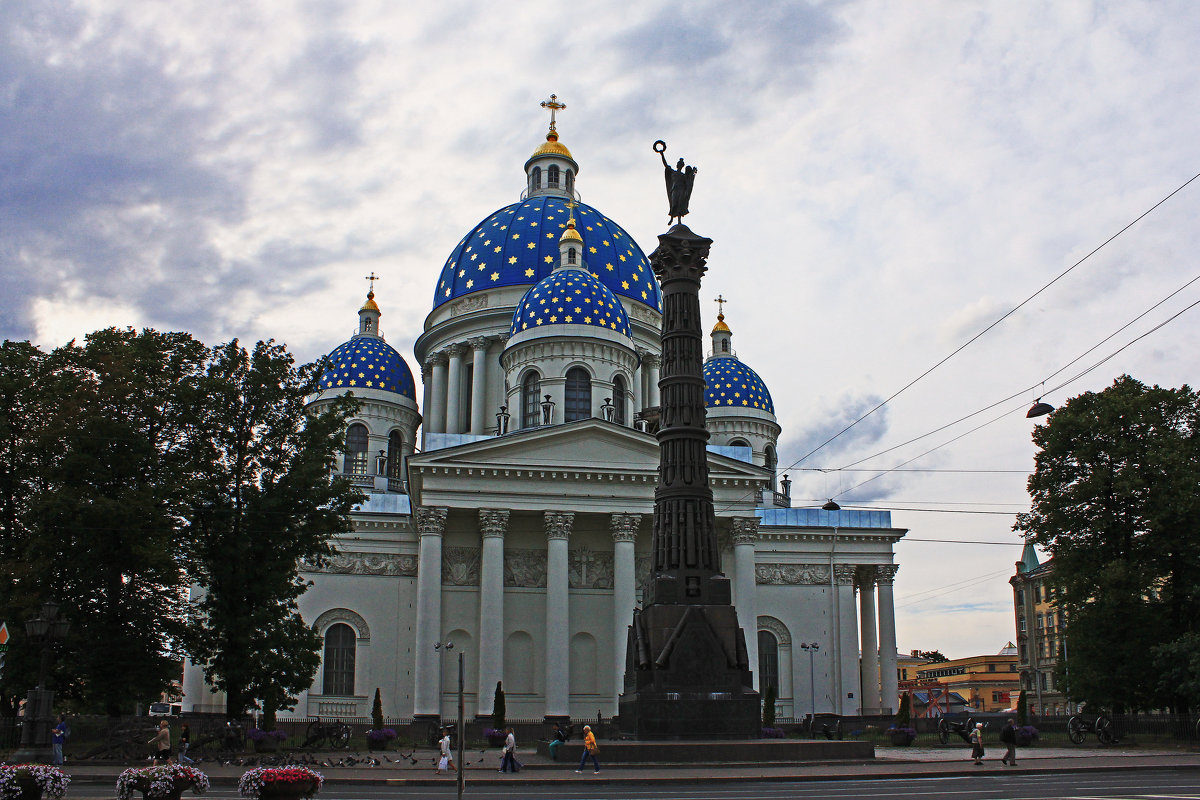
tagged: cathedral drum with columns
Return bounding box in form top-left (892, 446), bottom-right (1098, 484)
top-left (180, 103), bottom-right (909, 724)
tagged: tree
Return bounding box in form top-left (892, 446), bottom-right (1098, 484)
top-left (371, 688), bottom-right (384, 731)
top-left (181, 339), bottom-right (362, 718)
top-left (1, 330), bottom-right (207, 715)
top-left (1015, 376), bottom-right (1200, 712)
top-left (1016, 690), bottom-right (1028, 725)
top-left (761, 684), bottom-right (777, 728)
top-left (492, 682), bottom-right (505, 732)
top-left (913, 650), bottom-right (949, 663)
top-left (894, 692), bottom-right (911, 728)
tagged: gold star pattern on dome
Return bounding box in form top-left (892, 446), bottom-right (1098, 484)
top-left (702, 357), bottom-right (775, 414)
top-left (509, 270), bottom-right (631, 339)
top-left (319, 338), bottom-right (416, 400)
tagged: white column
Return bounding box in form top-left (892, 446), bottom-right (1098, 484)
top-left (858, 568), bottom-right (880, 714)
top-left (632, 351), bottom-right (646, 413)
top-left (476, 508), bottom-right (509, 716)
top-left (731, 517), bottom-right (761, 690)
top-left (413, 506), bottom-right (448, 718)
top-left (544, 511), bottom-right (574, 720)
top-left (877, 565), bottom-right (900, 715)
top-left (610, 514), bottom-right (640, 703)
top-left (428, 354), bottom-right (448, 435)
top-left (645, 354), bottom-right (661, 407)
top-left (421, 361), bottom-right (434, 443)
top-left (469, 338), bottom-right (490, 435)
top-left (182, 585), bottom-right (214, 713)
top-left (834, 565), bottom-right (860, 715)
top-left (445, 344), bottom-right (465, 434)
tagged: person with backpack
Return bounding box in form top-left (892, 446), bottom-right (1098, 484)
top-left (1000, 718), bottom-right (1019, 766)
top-left (575, 724), bottom-right (599, 774)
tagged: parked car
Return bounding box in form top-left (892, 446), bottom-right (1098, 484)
top-left (148, 702), bottom-right (182, 716)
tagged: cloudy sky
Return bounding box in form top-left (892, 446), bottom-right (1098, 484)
top-left (5, 0), bottom-right (1200, 659)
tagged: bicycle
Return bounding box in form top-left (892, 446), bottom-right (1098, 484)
top-left (1067, 713), bottom-right (1118, 744)
top-left (303, 719), bottom-right (351, 749)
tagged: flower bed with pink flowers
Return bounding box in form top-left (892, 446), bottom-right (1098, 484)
top-left (237, 767), bottom-right (323, 800)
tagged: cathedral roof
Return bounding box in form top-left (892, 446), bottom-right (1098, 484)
top-left (433, 196), bottom-right (661, 314)
top-left (509, 269), bottom-right (632, 339)
top-left (703, 356), bottom-right (774, 414)
top-left (319, 336), bottom-right (416, 400)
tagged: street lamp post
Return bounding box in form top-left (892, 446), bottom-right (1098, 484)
top-left (800, 642), bottom-right (820, 737)
top-left (15, 601), bottom-right (70, 762)
top-left (435, 641), bottom-right (466, 800)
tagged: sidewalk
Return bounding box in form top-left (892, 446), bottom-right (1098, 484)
top-left (55, 744), bottom-right (1200, 795)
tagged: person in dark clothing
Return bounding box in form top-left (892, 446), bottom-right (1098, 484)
top-left (548, 723), bottom-right (567, 761)
top-left (1000, 718), bottom-right (1019, 766)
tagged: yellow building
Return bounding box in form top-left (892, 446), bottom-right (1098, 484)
top-left (1009, 541), bottom-right (1070, 715)
top-left (911, 645), bottom-right (1021, 713)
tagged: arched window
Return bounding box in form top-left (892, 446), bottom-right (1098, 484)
top-left (322, 623), bottom-right (356, 696)
top-left (722, 339), bottom-right (730, 352)
top-left (564, 367), bottom-right (591, 422)
top-left (565, 169), bottom-right (574, 194)
top-left (567, 247), bottom-right (576, 264)
top-left (764, 444), bottom-right (778, 486)
top-left (387, 431), bottom-right (404, 479)
top-left (344, 424), bottom-right (369, 474)
top-left (729, 438), bottom-right (750, 448)
top-left (758, 630), bottom-right (779, 693)
top-left (531, 166), bottom-right (542, 191)
top-left (547, 164), bottom-right (560, 188)
top-left (612, 375), bottom-right (628, 425)
top-left (522, 372), bottom-right (542, 428)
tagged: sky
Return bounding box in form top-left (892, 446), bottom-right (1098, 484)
top-left (4, 0), bottom-right (1200, 659)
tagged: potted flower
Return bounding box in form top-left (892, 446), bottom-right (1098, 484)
top-left (483, 728), bottom-right (506, 748)
top-left (365, 728), bottom-right (396, 751)
top-left (1016, 724), bottom-right (1040, 747)
top-left (247, 727), bottom-right (288, 753)
top-left (887, 692), bottom-right (917, 746)
top-left (238, 767), bottom-right (323, 800)
top-left (116, 764), bottom-right (209, 800)
top-left (0, 765), bottom-right (71, 800)
top-left (760, 727), bottom-right (785, 739)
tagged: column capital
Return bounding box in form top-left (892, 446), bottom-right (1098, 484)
top-left (444, 342), bottom-right (467, 358)
top-left (642, 353), bottom-right (661, 369)
top-left (415, 506), bottom-right (448, 537)
top-left (731, 517), bottom-right (761, 546)
top-left (855, 565), bottom-right (878, 589)
top-left (833, 564), bottom-right (858, 586)
top-left (876, 564), bottom-right (899, 584)
top-left (422, 360), bottom-right (434, 378)
top-left (545, 511), bottom-right (575, 541)
top-left (610, 513), bottom-right (641, 543)
top-left (479, 508), bottom-right (510, 539)
top-left (426, 352), bottom-right (448, 368)
top-left (468, 336), bottom-right (491, 352)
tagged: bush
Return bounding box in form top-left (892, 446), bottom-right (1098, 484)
top-left (1016, 690), bottom-right (1028, 725)
top-left (371, 689), bottom-right (384, 731)
top-left (762, 685), bottom-right (777, 728)
top-left (366, 728), bottom-right (397, 744)
top-left (895, 692), bottom-right (912, 728)
top-left (492, 682), bottom-right (505, 732)
top-left (246, 728), bottom-right (287, 742)
top-left (760, 727), bottom-right (785, 738)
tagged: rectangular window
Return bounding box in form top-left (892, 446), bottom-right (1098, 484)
top-left (1034, 585), bottom-right (1042, 603)
top-left (1040, 672), bottom-right (1048, 691)
top-left (1016, 589), bottom-right (1025, 605)
top-left (463, 365), bottom-right (473, 432)
top-left (1018, 616), bottom-right (1026, 632)
top-left (988, 664), bottom-right (996, 672)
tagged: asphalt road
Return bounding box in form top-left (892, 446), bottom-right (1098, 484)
top-left (64, 768), bottom-right (1200, 799)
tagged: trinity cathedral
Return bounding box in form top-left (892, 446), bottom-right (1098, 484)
top-left (181, 106), bottom-right (908, 723)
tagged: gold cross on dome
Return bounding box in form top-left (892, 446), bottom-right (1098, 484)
top-left (540, 93), bottom-right (566, 131)
top-left (715, 294), bottom-right (727, 317)
top-left (365, 272), bottom-right (380, 292)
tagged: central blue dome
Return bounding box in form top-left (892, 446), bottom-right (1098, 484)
top-left (319, 336), bottom-right (416, 401)
top-left (703, 358), bottom-right (774, 414)
top-left (434, 196), bottom-right (661, 313)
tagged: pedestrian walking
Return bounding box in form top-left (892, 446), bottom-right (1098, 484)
top-left (1000, 718), bottom-right (1019, 766)
top-left (51, 715), bottom-right (67, 766)
top-left (575, 724), bottom-right (600, 774)
top-left (148, 720), bottom-right (172, 763)
top-left (177, 724), bottom-right (194, 764)
top-left (548, 722), bottom-right (567, 761)
top-left (969, 722), bottom-right (985, 765)
top-left (436, 728), bottom-right (456, 774)
top-left (499, 727), bottom-right (520, 773)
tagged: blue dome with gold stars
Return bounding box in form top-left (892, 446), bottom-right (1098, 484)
top-left (510, 269), bottom-right (632, 338)
top-left (703, 358), bottom-right (774, 415)
top-left (434, 196), bottom-right (661, 313)
top-left (319, 337), bottom-right (417, 400)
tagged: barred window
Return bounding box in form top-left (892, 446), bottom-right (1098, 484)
top-left (322, 623), bottom-right (356, 696)
top-left (344, 424), bottom-right (369, 474)
top-left (758, 630), bottom-right (779, 693)
top-left (522, 372), bottom-right (541, 428)
top-left (565, 368), bottom-right (591, 422)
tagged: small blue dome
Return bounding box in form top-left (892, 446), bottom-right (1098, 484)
top-left (319, 337), bottom-right (416, 401)
top-left (434, 196), bottom-right (661, 314)
top-left (510, 270), bottom-right (632, 338)
top-left (704, 358), bottom-right (774, 414)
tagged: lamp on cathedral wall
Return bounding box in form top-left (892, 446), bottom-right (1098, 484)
top-left (780, 474), bottom-right (792, 503)
top-left (600, 397), bottom-right (615, 423)
top-left (496, 406), bottom-right (511, 435)
top-left (375, 450), bottom-right (388, 475)
top-left (540, 395), bottom-right (556, 426)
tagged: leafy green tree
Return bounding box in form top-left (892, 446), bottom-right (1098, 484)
top-left (894, 692), bottom-right (911, 728)
top-left (1015, 376), bottom-right (1200, 712)
top-left (913, 650), bottom-right (949, 663)
top-left (181, 339), bottom-right (361, 718)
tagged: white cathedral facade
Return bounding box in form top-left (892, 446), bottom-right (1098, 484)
top-left (182, 113), bottom-right (908, 723)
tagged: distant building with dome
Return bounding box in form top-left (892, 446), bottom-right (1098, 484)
top-left (181, 104), bottom-right (909, 725)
